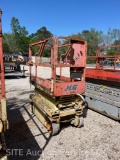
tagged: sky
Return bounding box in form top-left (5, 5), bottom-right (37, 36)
top-left (1, 0), bottom-right (120, 36)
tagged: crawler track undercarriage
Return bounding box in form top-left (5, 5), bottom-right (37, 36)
top-left (29, 37), bottom-right (87, 135)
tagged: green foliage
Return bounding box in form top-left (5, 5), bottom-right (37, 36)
top-left (3, 33), bottom-right (16, 52)
top-left (29, 26), bottom-right (53, 56)
top-left (3, 34), bottom-right (10, 52)
top-left (3, 17), bottom-right (30, 54)
top-left (87, 59), bottom-right (96, 64)
top-left (61, 29), bottom-right (103, 56)
top-left (43, 49), bottom-right (51, 57)
top-left (2, 16), bottom-right (120, 57)
top-left (112, 29), bottom-right (120, 40)
top-left (101, 28), bottom-right (114, 46)
top-left (107, 50), bottom-right (116, 56)
top-left (10, 17), bottom-right (29, 53)
top-left (113, 39), bottom-right (120, 45)
top-left (11, 17), bottom-right (28, 36)
top-left (81, 28), bottom-right (103, 46)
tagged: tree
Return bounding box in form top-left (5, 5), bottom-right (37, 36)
top-left (3, 34), bottom-right (10, 53)
top-left (82, 28), bottom-right (103, 46)
top-left (104, 29), bottom-right (120, 55)
top-left (112, 29), bottom-right (120, 41)
top-left (101, 28), bottom-right (115, 46)
top-left (29, 26), bottom-right (53, 56)
top-left (30, 26), bottom-right (53, 40)
top-left (10, 17), bottom-right (29, 53)
top-left (3, 33), bottom-right (16, 53)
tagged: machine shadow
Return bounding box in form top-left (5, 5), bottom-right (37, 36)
top-left (5, 75), bottom-right (28, 79)
top-left (5, 96), bottom-right (52, 160)
top-left (83, 101), bottom-right (89, 118)
top-left (5, 67), bottom-right (28, 79)
top-left (5, 71), bottom-right (29, 79)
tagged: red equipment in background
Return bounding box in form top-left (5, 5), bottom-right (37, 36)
top-left (85, 45), bottom-right (120, 120)
top-left (86, 45), bottom-right (120, 82)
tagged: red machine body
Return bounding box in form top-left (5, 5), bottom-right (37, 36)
top-left (29, 37), bottom-right (87, 134)
top-left (85, 45), bottom-right (120, 120)
top-left (29, 37), bottom-right (87, 97)
top-left (0, 10), bottom-right (6, 100)
top-left (0, 9), bottom-right (8, 159)
top-left (86, 45), bottom-right (120, 82)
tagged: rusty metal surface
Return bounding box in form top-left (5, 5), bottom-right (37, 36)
top-left (0, 10), bottom-right (6, 99)
top-left (0, 9), bottom-right (8, 160)
top-left (86, 69), bottom-right (120, 82)
top-left (29, 36), bottom-right (86, 134)
top-left (29, 37), bottom-right (87, 97)
top-left (85, 45), bottom-right (120, 120)
top-left (86, 45), bottom-right (120, 82)
top-left (0, 9), bottom-right (8, 125)
top-left (0, 10), bottom-right (7, 129)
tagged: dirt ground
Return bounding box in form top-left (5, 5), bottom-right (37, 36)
top-left (4, 66), bottom-right (120, 160)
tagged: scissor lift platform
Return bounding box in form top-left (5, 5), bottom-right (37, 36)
top-left (85, 45), bottom-right (120, 120)
top-left (29, 37), bottom-right (87, 135)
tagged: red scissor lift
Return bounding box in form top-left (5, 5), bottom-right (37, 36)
top-left (85, 45), bottom-right (120, 120)
top-left (0, 10), bottom-right (8, 159)
top-left (29, 37), bottom-right (87, 135)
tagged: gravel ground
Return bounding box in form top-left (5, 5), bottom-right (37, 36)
top-left (4, 66), bottom-right (120, 160)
